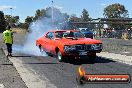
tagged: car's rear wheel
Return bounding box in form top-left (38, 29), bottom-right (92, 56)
top-left (39, 45), bottom-right (43, 52)
top-left (45, 52), bottom-right (53, 56)
top-left (38, 45), bottom-right (53, 56)
top-left (57, 50), bottom-right (64, 62)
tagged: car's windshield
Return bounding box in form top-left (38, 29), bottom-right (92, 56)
top-left (55, 31), bottom-right (84, 38)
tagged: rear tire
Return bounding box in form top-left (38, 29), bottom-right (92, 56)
top-left (45, 52), bottom-right (53, 56)
top-left (57, 50), bottom-right (64, 62)
top-left (39, 45), bottom-right (43, 53)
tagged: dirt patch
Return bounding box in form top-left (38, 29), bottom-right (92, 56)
top-left (11, 28), bottom-right (27, 34)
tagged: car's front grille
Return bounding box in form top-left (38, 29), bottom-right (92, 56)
top-left (75, 45), bottom-right (91, 51)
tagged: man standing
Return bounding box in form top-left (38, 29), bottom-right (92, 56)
top-left (3, 26), bottom-right (13, 56)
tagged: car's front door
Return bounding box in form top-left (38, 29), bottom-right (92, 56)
top-left (45, 32), bottom-right (55, 54)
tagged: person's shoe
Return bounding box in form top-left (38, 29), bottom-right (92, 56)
top-left (9, 53), bottom-right (12, 56)
top-left (8, 53), bottom-right (12, 57)
top-left (10, 54), bottom-right (12, 56)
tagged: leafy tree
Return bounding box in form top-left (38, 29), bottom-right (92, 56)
top-left (24, 7), bottom-right (70, 29)
top-left (68, 14), bottom-right (81, 28)
top-left (81, 9), bottom-right (91, 22)
top-left (34, 9), bottom-right (46, 20)
top-left (103, 3), bottom-right (129, 29)
top-left (25, 16), bottom-right (34, 24)
top-left (23, 16), bottom-right (34, 29)
top-left (4, 15), bottom-right (11, 25)
top-left (0, 11), bottom-right (6, 32)
top-left (13, 16), bottom-right (19, 23)
top-left (80, 9), bottom-right (94, 29)
top-left (103, 3), bottom-right (128, 18)
top-left (69, 14), bottom-right (81, 22)
top-left (33, 7), bottom-right (69, 22)
top-left (5, 15), bottom-right (20, 27)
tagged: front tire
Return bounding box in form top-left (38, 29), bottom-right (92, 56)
top-left (57, 51), bottom-right (64, 62)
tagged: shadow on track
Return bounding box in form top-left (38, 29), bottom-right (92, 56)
top-left (24, 62), bottom-right (59, 65)
top-left (64, 56), bottom-right (115, 65)
top-left (11, 55), bottom-right (31, 57)
top-left (1, 63), bottom-right (13, 65)
top-left (95, 56), bottom-right (115, 63)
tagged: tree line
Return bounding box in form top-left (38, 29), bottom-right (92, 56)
top-left (0, 3), bottom-right (129, 32)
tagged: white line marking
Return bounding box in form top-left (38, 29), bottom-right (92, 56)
top-left (2, 48), bottom-right (56, 88)
top-left (0, 84), bottom-right (4, 88)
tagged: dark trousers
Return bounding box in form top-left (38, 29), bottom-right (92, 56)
top-left (6, 43), bottom-right (12, 54)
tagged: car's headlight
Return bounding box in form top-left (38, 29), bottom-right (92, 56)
top-left (64, 45), bottom-right (76, 52)
top-left (91, 44), bottom-right (102, 50)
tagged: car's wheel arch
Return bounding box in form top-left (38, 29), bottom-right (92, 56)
top-left (38, 44), bottom-right (43, 52)
top-left (38, 44), bottom-right (42, 48)
top-left (55, 47), bottom-right (64, 62)
top-left (55, 47), bottom-right (59, 54)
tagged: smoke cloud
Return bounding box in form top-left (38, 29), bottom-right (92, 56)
top-left (13, 7), bottom-right (69, 56)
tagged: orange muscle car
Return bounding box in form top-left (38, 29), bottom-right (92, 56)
top-left (36, 30), bottom-right (102, 62)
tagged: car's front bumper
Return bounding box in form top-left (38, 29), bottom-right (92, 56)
top-left (62, 50), bottom-right (101, 58)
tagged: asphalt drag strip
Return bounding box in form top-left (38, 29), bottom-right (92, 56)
top-left (2, 47), bottom-right (132, 88)
top-left (0, 48), bottom-right (27, 88)
top-left (2, 48), bottom-right (57, 88)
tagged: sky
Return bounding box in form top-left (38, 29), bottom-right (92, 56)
top-left (0, 0), bottom-right (132, 23)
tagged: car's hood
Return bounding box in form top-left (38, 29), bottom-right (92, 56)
top-left (56, 38), bottom-right (102, 45)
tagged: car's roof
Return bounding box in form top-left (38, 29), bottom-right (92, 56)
top-left (48, 29), bottom-right (79, 32)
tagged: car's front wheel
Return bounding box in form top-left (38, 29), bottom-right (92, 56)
top-left (57, 51), bottom-right (64, 62)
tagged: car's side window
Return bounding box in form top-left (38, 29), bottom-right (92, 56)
top-left (46, 32), bottom-right (54, 39)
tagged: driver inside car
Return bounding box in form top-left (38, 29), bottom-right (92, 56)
top-left (63, 31), bottom-right (74, 37)
top-left (55, 32), bottom-right (63, 38)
